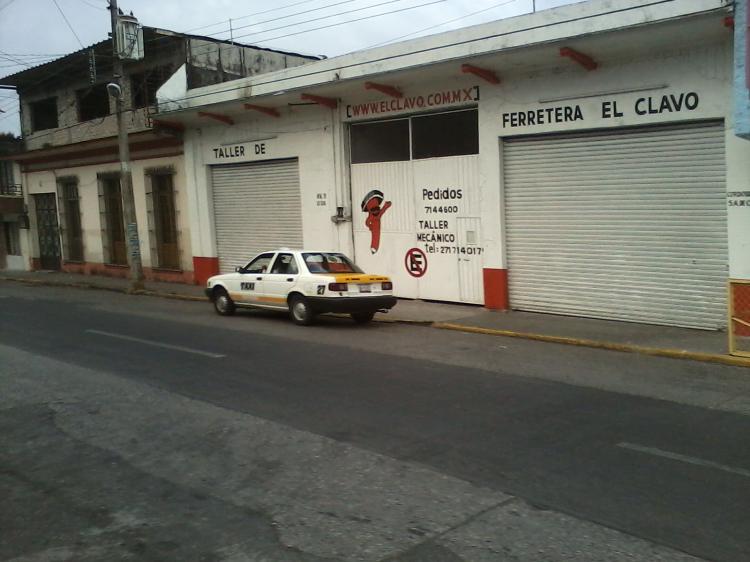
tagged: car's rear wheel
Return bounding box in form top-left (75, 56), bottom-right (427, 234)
top-left (213, 288), bottom-right (236, 316)
top-left (351, 311), bottom-right (375, 324)
top-left (289, 294), bottom-right (315, 325)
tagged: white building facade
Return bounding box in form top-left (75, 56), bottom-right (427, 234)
top-left (162, 0), bottom-right (749, 330)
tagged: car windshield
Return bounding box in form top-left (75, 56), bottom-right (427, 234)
top-left (302, 252), bottom-right (363, 274)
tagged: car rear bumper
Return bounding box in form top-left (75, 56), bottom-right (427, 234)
top-left (307, 295), bottom-right (397, 314)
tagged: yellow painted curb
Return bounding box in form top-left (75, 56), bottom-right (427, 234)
top-left (374, 317), bottom-right (434, 325)
top-left (433, 322), bottom-right (750, 369)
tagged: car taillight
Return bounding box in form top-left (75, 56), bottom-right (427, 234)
top-left (328, 282), bottom-right (348, 292)
top-left (381, 281), bottom-right (393, 290)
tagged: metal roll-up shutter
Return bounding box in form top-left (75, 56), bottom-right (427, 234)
top-left (211, 159), bottom-right (303, 273)
top-left (503, 121), bottom-right (727, 329)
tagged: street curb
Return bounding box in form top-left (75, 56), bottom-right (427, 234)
top-left (0, 277), bottom-right (208, 303)
top-left (433, 322), bottom-right (750, 369)
top-left (5, 276), bottom-right (746, 367)
top-left (374, 317), bottom-right (435, 325)
top-left (0, 277), bottom-right (430, 313)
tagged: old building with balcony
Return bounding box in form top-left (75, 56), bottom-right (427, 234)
top-left (0, 26), bottom-right (317, 280)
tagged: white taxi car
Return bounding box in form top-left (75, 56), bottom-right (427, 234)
top-left (205, 250), bottom-right (397, 325)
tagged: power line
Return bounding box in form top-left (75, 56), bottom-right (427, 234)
top-left (184, 0), bottom-right (324, 34)
top-left (216, 0), bottom-right (404, 42)
top-left (0, 54), bottom-right (34, 68)
top-left (76, 0), bottom-right (107, 10)
top-left (241, 0), bottom-right (446, 44)
top-left (0, 62), bottom-right (55, 70)
top-left (107, 3), bottom-right (346, 60)
top-left (0, 110), bottom-right (20, 122)
top-left (157, 0), bottom-right (644, 112)
top-left (126, 0), bottom-right (447, 85)
top-left (367, 0), bottom-right (522, 48)
top-left (205, 0), bottom-right (365, 38)
top-left (3, 1), bottom-right (350, 73)
top-left (0, 52), bottom-right (68, 58)
top-left (10, 3), bottom-right (443, 130)
top-left (182, 0), bottom-right (436, 60)
top-left (51, 0), bottom-right (86, 49)
top-left (0, 0), bottom-right (17, 13)
top-left (0, 55), bottom-right (62, 70)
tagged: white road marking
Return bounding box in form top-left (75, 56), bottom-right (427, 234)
top-left (86, 329), bottom-right (226, 358)
top-left (617, 442), bottom-right (750, 478)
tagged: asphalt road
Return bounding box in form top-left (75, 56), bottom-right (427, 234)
top-left (1, 282), bottom-right (749, 561)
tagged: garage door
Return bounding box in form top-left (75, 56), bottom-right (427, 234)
top-left (211, 159), bottom-right (303, 273)
top-left (503, 121), bottom-right (727, 329)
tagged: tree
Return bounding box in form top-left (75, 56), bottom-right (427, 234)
top-left (0, 132), bottom-right (22, 155)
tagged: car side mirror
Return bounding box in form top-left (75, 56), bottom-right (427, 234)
top-left (235, 266), bottom-right (244, 273)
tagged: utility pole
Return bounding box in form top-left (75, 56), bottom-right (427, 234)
top-left (108, 0), bottom-right (144, 291)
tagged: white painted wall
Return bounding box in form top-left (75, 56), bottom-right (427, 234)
top-left (172, 0), bottom-right (750, 311)
top-left (5, 254), bottom-right (26, 270)
top-left (157, 64), bottom-right (187, 114)
top-left (726, 133), bottom-right (750, 279)
top-left (334, 39), bottom-right (738, 289)
top-left (183, 106), bottom-right (343, 264)
top-left (182, 35), bottom-right (747, 298)
top-left (480, 40), bottom-right (734, 271)
top-left (23, 155), bottom-right (190, 271)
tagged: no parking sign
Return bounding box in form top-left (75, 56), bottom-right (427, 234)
top-left (404, 248), bottom-right (427, 278)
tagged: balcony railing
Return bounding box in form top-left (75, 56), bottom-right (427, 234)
top-left (0, 183), bottom-right (22, 197)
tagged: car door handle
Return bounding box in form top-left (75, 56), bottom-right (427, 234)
top-left (286, 278), bottom-right (294, 282)
top-left (256, 277), bottom-right (263, 280)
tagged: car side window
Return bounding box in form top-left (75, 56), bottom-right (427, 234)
top-left (244, 253), bottom-right (275, 274)
top-left (270, 253), bottom-right (299, 275)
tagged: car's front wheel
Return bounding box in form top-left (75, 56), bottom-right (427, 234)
top-left (213, 288), bottom-right (236, 316)
top-left (289, 294), bottom-right (315, 325)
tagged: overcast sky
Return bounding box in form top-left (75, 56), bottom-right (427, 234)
top-left (0, 0), bottom-right (578, 135)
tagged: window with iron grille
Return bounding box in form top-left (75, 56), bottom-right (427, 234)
top-left (57, 178), bottom-right (84, 262)
top-left (97, 174), bottom-right (127, 265)
top-left (145, 168), bottom-right (180, 269)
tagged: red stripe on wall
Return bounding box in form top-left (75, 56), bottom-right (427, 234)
top-left (193, 257), bottom-right (220, 285)
top-left (483, 268), bottom-right (509, 310)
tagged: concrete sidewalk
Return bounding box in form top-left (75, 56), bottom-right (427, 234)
top-left (1, 269), bottom-right (744, 367)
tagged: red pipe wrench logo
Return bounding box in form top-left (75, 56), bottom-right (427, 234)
top-left (361, 189), bottom-right (391, 254)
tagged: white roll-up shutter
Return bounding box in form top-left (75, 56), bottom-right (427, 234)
top-left (503, 121), bottom-right (727, 329)
top-left (211, 159), bottom-right (303, 273)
